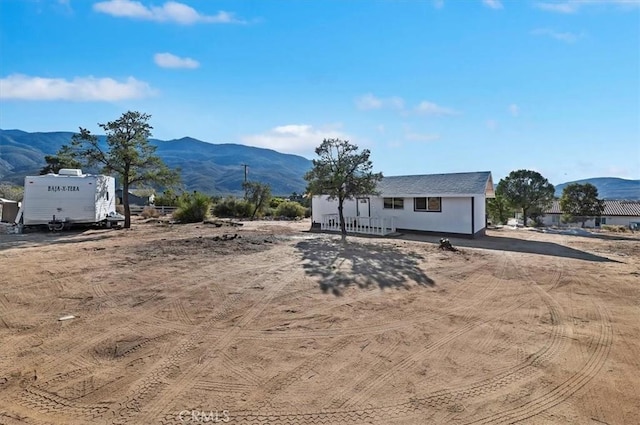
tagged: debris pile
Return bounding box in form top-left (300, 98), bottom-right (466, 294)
top-left (204, 218), bottom-right (243, 228)
top-left (212, 234), bottom-right (239, 241)
top-left (439, 238), bottom-right (458, 252)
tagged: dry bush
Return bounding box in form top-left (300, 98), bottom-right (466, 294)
top-left (141, 206), bottom-right (160, 219)
top-left (601, 224), bottom-right (628, 233)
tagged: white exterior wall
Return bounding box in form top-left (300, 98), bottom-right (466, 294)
top-left (311, 195), bottom-right (358, 221)
top-left (384, 197), bottom-right (472, 234)
top-left (543, 214), bottom-right (640, 228)
top-left (474, 195), bottom-right (487, 234)
top-left (313, 195), bottom-right (482, 235)
top-left (22, 174), bottom-right (116, 225)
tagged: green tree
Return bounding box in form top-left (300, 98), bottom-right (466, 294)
top-left (65, 111), bottom-right (180, 228)
top-left (0, 183), bottom-right (24, 201)
top-left (40, 146), bottom-right (82, 175)
top-left (497, 169), bottom-right (555, 227)
top-left (304, 138), bottom-right (383, 241)
top-left (243, 181), bottom-right (272, 219)
top-left (559, 183), bottom-right (605, 228)
top-left (486, 192), bottom-right (513, 225)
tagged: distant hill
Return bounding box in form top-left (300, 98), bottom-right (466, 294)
top-left (554, 178), bottom-right (640, 200)
top-left (0, 129), bottom-right (312, 196)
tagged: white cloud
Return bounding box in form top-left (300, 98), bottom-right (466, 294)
top-left (93, 0), bottom-right (245, 25)
top-left (531, 28), bottom-right (583, 43)
top-left (355, 93), bottom-right (383, 110)
top-left (355, 93), bottom-right (404, 111)
top-left (482, 0), bottom-right (503, 9)
top-left (486, 120), bottom-right (499, 131)
top-left (0, 74), bottom-right (155, 101)
top-left (405, 132), bottom-right (441, 142)
top-left (154, 52), bottom-right (199, 69)
top-left (433, 0), bottom-right (445, 9)
top-left (534, 1), bottom-right (577, 12)
top-left (534, 0), bottom-right (640, 14)
top-left (241, 124), bottom-right (351, 156)
top-left (509, 104), bottom-right (520, 117)
top-left (415, 100), bottom-right (457, 116)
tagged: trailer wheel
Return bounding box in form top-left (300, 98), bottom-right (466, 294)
top-left (48, 221), bottom-right (65, 232)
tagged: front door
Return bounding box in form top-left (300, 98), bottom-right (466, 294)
top-left (356, 198), bottom-right (370, 218)
top-left (595, 217), bottom-right (601, 227)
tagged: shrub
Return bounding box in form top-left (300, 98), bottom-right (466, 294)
top-left (269, 197), bottom-right (286, 208)
top-left (116, 204), bottom-right (125, 215)
top-left (275, 201), bottom-right (306, 218)
top-left (141, 206), bottom-right (160, 219)
top-left (212, 197), bottom-right (254, 218)
top-left (601, 224), bottom-right (628, 233)
top-left (173, 192), bottom-right (213, 223)
top-left (154, 189), bottom-right (180, 206)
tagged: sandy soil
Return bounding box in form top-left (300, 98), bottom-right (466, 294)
top-left (0, 218), bottom-right (638, 425)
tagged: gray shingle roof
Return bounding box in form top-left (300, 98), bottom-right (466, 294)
top-left (376, 171), bottom-right (493, 196)
top-left (545, 199), bottom-right (640, 216)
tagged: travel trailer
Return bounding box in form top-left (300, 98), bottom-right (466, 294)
top-left (16, 169), bottom-right (123, 230)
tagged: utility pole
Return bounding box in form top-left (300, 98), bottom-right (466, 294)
top-left (241, 164), bottom-right (248, 184)
top-left (241, 164), bottom-right (249, 199)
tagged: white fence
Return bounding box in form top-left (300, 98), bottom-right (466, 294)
top-left (321, 214), bottom-right (396, 236)
top-left (129, 205), bottom-right (178, 216)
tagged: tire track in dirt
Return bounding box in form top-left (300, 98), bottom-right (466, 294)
top-left (14, 387), bottom-right (110, 419)
top-left (241, 258), bottom-right (505, 342)
top-left (108, 256), bottom-right (300, 425)
top-left (7, 255), bottom-right (292, 421)
top-left (220, 352), bottom-right (262, 387)
top-left (466, 303), bottom-right (612, 424)
top-left (0, 294), bottom-right (12, 330)
top-left (324, 252), bottom-right (565, 415)
top-left (0, 410), bottom-right (55, 425)
top-left (338, 253), bottom-right (510, 409)
top-left (247, 337), bottom-right (353, 411)
top-left (35, 255), bottom-right (259, 375)
top-left (231, 253), bottom-right (510, 413)
top-left (192, 380), bottom-right (253, 393)
top-left (220, 301), bottom-right (581, 425)
top-left (323, 332), bottom-right (411, 410)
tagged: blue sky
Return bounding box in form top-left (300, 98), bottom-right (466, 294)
top-left (1, 0), bottom-right (639, 184)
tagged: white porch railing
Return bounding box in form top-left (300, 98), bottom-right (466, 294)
top-left (320, 214), bottom-right (396, 236)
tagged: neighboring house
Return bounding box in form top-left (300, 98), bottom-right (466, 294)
top-left (115, 189), bottom-right (155, 206)
top-left (542, 199), bottom-right (640, 229)
top-left (311, 171), bottom-right (495, 238)
top-left (0, 198), bottom-right (19, 223)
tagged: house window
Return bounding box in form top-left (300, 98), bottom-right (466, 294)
top-left (601, 217), bottom-right (607, 225)
top-left (383, 197), bottom-right (404, 209)
top-left (414, 197), bottom-right (441, 212)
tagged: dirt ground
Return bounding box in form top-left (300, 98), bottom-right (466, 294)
top-left (0, 218), bottom-right (639, 425)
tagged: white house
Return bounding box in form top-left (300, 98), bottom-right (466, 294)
top-left (311, 171), bottom-right (495, 238)
top-left (542, 199), bottom-right (640, 229)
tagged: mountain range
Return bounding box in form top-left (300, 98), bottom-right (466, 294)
top-left (1, 129), bottom-right (638, 199)
top-left (0, 129), bottom-right (312, 196)
top-left (553, 177), bottom-right (640, 200)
